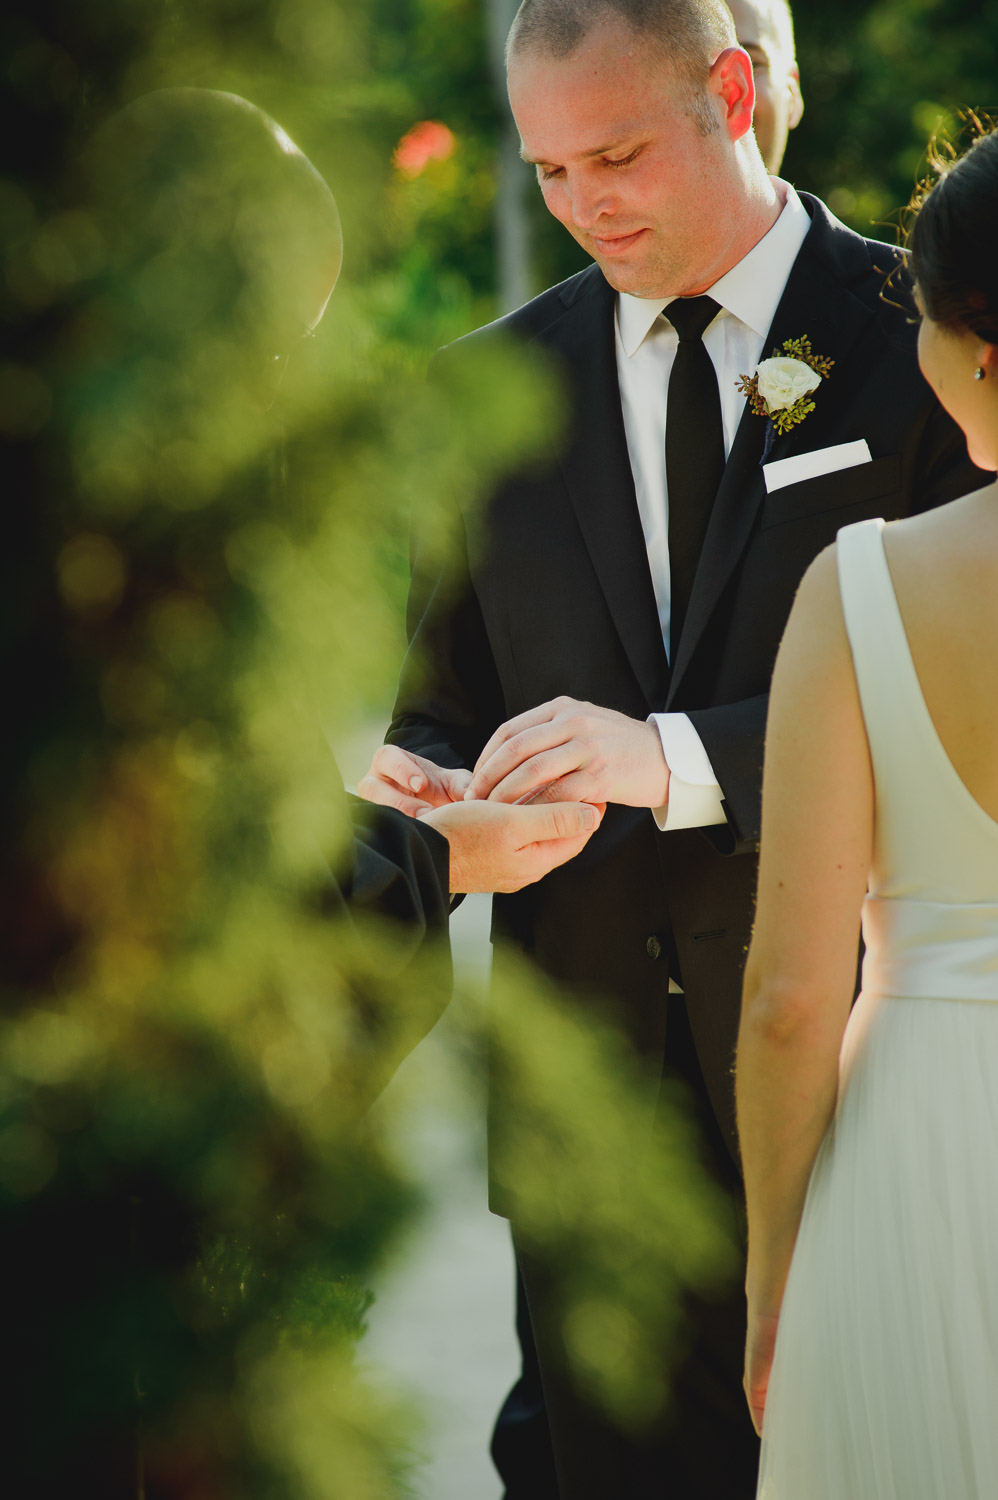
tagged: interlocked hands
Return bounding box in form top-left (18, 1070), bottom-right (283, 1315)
top-left (356, 744), bottom-right (603, 894)
top-left (356, 697), bottom-right (670, 895)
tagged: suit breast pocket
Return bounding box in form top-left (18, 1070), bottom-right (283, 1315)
top-left (758, 453), bottom-right (903, 532)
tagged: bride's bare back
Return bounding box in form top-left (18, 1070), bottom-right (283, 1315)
top-left (884, 482), bottom-right (998, 822)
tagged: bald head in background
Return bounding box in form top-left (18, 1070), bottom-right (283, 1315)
top-left (726, 0), bottom-right (802, 172)
top-left (88, 88), bottom-right (343, 398)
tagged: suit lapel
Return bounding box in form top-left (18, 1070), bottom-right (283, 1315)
top-left (545, 269), bottom-right (671, 709)
top-left (666, 197), bottom-right (881, 704)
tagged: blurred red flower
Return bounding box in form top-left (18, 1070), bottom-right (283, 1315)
top-left (393, 120), bottom-right (456, 178)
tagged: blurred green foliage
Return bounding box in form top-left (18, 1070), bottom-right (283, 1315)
top-left (0, 1), bottom-right (738, 1494)
top-left (4, 1), bottom-right (994, 1493)
top-left (784, 0), bottom-right (998, 238)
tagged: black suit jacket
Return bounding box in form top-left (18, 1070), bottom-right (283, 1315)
top-left (342, 794), bottom-right (451, 948)
top-left (312, 780), bottom-right (452, 1101)
top-left (389, 194), bottom-right (985, 1167)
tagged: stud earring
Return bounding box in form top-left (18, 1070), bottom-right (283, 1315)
top-left (974, 366), bottom-right (986, 381)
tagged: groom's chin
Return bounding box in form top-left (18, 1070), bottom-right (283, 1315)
top-left (591, 257), bottom-right (669, 300)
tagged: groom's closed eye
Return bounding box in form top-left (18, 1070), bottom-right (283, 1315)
top-left (521, 136), bottom-right (647, 180)
top-left (536, 153), bottom-right (643, 182)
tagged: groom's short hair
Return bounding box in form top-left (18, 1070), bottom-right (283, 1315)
top-left (506, 0), bottom-right (737, 105)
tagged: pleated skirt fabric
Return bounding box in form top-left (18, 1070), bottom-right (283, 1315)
top-left (757, 988), bottom-right (998, 1500)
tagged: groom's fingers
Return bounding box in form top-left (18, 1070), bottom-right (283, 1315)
top-left (473, 696), bottom-right (579, 776)
top-left (517, 771), bottom-right (592, 806)
top-left (475, 742), bottom-right (585, 806)
top-left (469, 724), bottom-right (581, 802)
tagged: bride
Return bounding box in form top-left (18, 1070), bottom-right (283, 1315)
top-left (737, 126), bottom-right (998, 1498)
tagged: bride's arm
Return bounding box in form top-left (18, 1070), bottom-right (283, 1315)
top-left (735, 543), bottom-right (874, 1430)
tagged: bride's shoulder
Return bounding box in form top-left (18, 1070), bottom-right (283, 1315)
top-left (885, 479), bottom-right (998, 556)
top-left (888, 477), bottom-right (996, 543)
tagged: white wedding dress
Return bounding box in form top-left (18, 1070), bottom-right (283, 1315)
top-left (757, 516), bottom-right (998, 1499)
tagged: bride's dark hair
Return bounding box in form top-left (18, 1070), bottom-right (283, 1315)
top-left (909, 125), bottom-right (998, 344)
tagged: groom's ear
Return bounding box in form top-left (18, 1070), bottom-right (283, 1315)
top-left (711, 46), bottom-right (756, 143)
top-left (786, 64), bottom-right (804, 132)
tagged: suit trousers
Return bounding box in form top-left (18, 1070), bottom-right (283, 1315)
top-left (496, 994), bottom-right (760, 1500)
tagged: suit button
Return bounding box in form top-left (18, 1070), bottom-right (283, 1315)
top-left (646, 936), bottom-right (662, 960)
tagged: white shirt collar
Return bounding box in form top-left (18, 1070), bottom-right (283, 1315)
top-left (616, 180), bottom-right (811, 358)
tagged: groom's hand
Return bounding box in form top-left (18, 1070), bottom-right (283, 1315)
top-left (467, 698), bottom-right (670, 809)
top-left (418, 799), bottom-right (604, 893)
top-left (357, 746), bottom-right (472, 818)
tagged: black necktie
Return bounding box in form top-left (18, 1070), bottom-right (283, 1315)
top-left (665, 295), bottom-right (725, 656)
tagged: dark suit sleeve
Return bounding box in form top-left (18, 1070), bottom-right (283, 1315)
top-left (685, 693), bottom-right (769, 856)
top-left (315, 778), bottom-right (453, 1102)
top-left (342, 794), bottom-right (451, 948)
top-left (311, 741), bottom-right (452, 943)
top-left (387, 492), bottom-right (506, 772)
top-left (688, 419), bottom-right (988, 856)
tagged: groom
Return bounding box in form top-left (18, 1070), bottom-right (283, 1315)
top-left (360, 0), bottom-right (987, 1494)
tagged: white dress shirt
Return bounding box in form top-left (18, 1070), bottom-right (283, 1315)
top-left (614, 180), bottom-right (811, 831)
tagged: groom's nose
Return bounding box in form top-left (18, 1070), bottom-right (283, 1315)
top-left (561, 173), bottom-right (618, 233)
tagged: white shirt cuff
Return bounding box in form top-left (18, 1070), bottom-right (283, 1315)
top-left (648, 713), bottom-right (727, 832)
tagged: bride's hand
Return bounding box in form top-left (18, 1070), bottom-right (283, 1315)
top-left (357, 746), bottom-right (472, 818)
top-left (744, 1306), bottom-right (780, 1436)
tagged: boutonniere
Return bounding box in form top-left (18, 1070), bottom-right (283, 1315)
top-left (736, 337), bottom-right (834, 453)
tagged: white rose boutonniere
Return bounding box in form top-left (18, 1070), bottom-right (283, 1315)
top-left (737, 336), bottom-right (834, 438)
top-left (757, 357), bottom-right (821, 410)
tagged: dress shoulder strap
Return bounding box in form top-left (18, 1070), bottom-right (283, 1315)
top-left (835, 516), bottom-right (934, 788)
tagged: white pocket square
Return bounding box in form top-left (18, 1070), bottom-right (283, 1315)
top-left (763, 439), bottom-right (873, 494)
